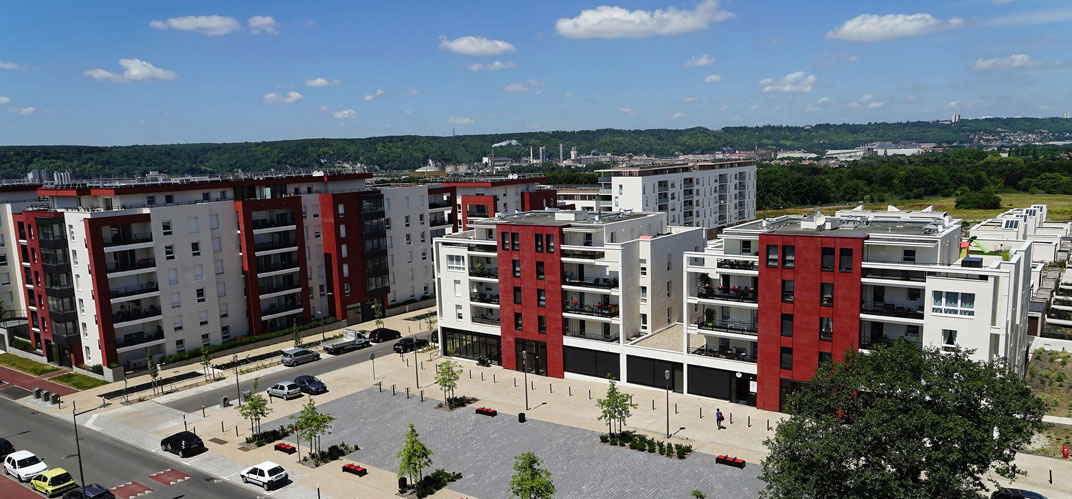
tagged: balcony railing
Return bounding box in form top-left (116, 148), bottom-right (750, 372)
top-left (254, 239), bottom-right (298, 252)
top-left (109, 282), bottom-right (159, 299)
top-left (562, 302), bottom-right (620, 318)
top-left (112, 305), bottom-right (162, 324)
top-left (565, 328), bottom-right (619, 342)
top-left (429, 199), bottom-right (452, 209)
top-left (258, 260), bottom-right (301, 273)
top-left (694, 318), bottom-right (758, 336)
top-left (690, 346), bottom-right (756, 363)
top-left (468, 267), bottom-right (499, 278)
top-left (860, 301), bottom-right (924, 319)
top-left (471, 293), bottom-right (500, 305)
top-left (560, 249), bottom-right (604, 260)
top-left (861, 267), bottom-right (927, 282)
top-left (250, 217), bottom-right (295, 230)
top-left (562, 274), bottom-right (619, 289)
top-left (717, 259), bottom-right (757, 270)
top-left (430, 216), bottom-right (452, 227)
top-left (106, 258), bottom-right (156, 273)
top-left (696, 285), bottom-right (757, 303)
top-left (262, 303), bottom-right (302, 316)
top-left (103, 233), bottom-right (153, 247)
top-left (471, 316), bottom-right (500, 326)
top-left (116, 328), bottom-right (165, 349)
top-left (859, 334), bottom-right (921, 350)
top-left (259, 281), bottom-right (302, 295)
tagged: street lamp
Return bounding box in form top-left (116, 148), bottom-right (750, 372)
top-left (413, 342), bottom-right (420, 388)
top-left (522, 349), bottom-right (529, 411)
top-left (664, 369), bottom-right (671, 439)
top-left (233, 354), bottom-right (241, 406)
top-left (370, 352), bottom-right (376, 380)
top-left (64, 401), bottom-right (86, 490)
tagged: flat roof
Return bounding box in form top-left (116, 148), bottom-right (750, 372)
top-left (477, 210), bottom-right (652, 227)
top-left (731, 215), bottom-right (953, 237)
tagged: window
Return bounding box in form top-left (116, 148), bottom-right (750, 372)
top-left (820, 283), bottom-right (833, 307)
top-left (219, 302), bottom-right (228, 318)
top-left (165, 245), bottom-right (175, 260)
top-left (385, 218), bottom-right (392, 230)
top-left (537, 289), bottom-right (546, 307)
top-left (546, 235), bottom-right (554, 253)
top-left (165, 194), bottom-right (174, 204)
top-left (337, 203), bottom-right (345, 215)
top-left (419, 214), bottom-right (424, 225)
top-left (168, 268), bottom-right (178, 285)
top-left (781, 280), bottom-right (794, 303)
top-left (819, 317), bottom-right (833, 341)
top-left (447, 255), bottom-right (465, 271)
top-left (215, 260), bottom-right (224, 274)
top-left (535, 234), bottom-right (543, 252)
top-left (514, 313), bottom-right (523, 330)
top-left (340, 225), bottom-right (347, 238)
top-left (201, 333), bottom-right (210, 346)
top-left (640, 286), bottom-right (648, 302)
top-left (221, 325), bottom-right (231, 340)
top-left (191, 241), bottom-right (201, 257)
top-left (666, 280), bottom-right (672, 297)
top-left (456, 304), bottom-right (463, 320)
top-left (641, 313), bottom-right (648, 329)
top-left (501, 232), bottom-right (509, 250)
top-left (196, 288), bottom-right (206, 303)
top-left (766, 245), bottom-right (779, 267)
top-left (146, 195), bottom-right (156, 206)
top-left (781, 313), bottom-right (793, 337)
top-left (162, 220), bottom-right (172, 236)
top-left (210, 214), bottom-right (219, 230)
top-left (903, 249), bottom-right (916, 263)
top-left (404, 215), bottom-right (410, 228)
top-left (821, 247), bottom-right (835, 271)
top-left (908, 288), bottom-right (921, 302)
top-left (514, 286), bottom-right (522, 305)
top-left (200, 310), bottom-right (209, 326)
top-left (536, 261), bottom-right (544, 280)
top-left (783, 245), bottom-right (795, 269)
top-left (932, 291), bottom-right (975, 317)
top-left (640, 265), bottom-right (647, 277)
top-left (839, 248), bottom-right (853, 273)
top-left (193, 264), bottom-right (204, 281)
top-left (538, 316), bottom-right (546, 334)
top-left (170, 292), bottom-right (181, 308)
top-left (780, 347), bottom-right (793, 370)
top-left (343, 283), bottom-right (351, 296)
top-left (189, 217), bottom-right (199, 234)
top-left (511, 232), bottom-right (520, 251)
top-left (741, 240), bottom-right (752, 254)
top-left (819, 351), bottom-right (832, 365)
top-left (342, 263), bottom-right (350, 278)
top-left (513, 259), bottom-right (520, 278)
top-left (212, 237), bottom-right (222, 253)
top-left (942, 329), bottom-right (957, 351)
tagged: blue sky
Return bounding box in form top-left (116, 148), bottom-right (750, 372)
top-left (1, 0), bottom-right (1071, 146)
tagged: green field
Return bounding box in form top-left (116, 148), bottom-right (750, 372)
top-left (50, 372), bottom-right (110, 390)
top-left (0, 353), bottom-right (61, 376)
top-left (762, 193), bottom-right (1072, 225)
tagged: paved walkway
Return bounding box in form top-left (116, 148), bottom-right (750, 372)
top-left (0, 365), bottom-right (77, 396)
top-left (265, 387), bottom-right (766, 499)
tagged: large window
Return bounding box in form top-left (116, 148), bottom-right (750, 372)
top-left (782, 245), bottom-right (795, 269)
top-left (839, 248), bottom-right (854, 273)
top-left (501, 232), bottom-right (509, 250)
top-left (564, 347), bottom-right (619, 380)
top-left (513, 259), bottom-right (521, 278)
top-left (535, 234), bottom-right (543, 252)
top-left (780, 347), bottom-right (793, 370)
top-left (446, 255), bottom-right (465, 271)
top-left (511, 232), bottom-right (520, 251)
top-left (443, 328), bottom-right (501, 364)
top-left (766, 245), bottom-right (779, 268)
top-left (821, 247), bottom-right (835, 271)
top-left (536, 261), bottom-right (545, 280)
top-left (513, 287), bottom-right (522, 305)
top-left (546, 235), bottom-right (555, 253)
top-left (781, 314), bottom-right (793, 337)
top-left (820, 283), bottom-right (833, 307)
top-left (782, 280), bottom-right (794, 303)
top-left (932, 291), bottom-right (975, 316)
top-left (819, 317), bottom-right (833, 341)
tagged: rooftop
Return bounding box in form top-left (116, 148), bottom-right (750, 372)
top-left (478, 209), bottom-right (653, 227)
top-left (730, 212), bottom-right (958, 237)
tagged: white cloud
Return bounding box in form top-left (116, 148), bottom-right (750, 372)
top-left (971, 54), bottom-right (1036, 71)
top-left (504, 79), bottom-right (545, 94)
top-left (826, 13), bottom-right (964, 42)
top-left (11, 106), bottom-right (34, 115)
top-left (945, 101), bottom-right (960, 110)
top-left (438, 35), bottom-right (516, 56)
top-left (448, 115), bottom-right (474, 125)
top-left (682, 96), bottom-right (698, 103)
top-left (0, 60), bottom-right (18, 70)
top-left (682, 54), bottom-right (716, 68)
top-left (305, 77), bottom-right (341, 87)
top-left (401, 88), bottom-right (420, 95)
top-left (364, 89), bottom-right (385, 101)
top-left (805, 97), bottom-right (831, 111)
top-left (848, 94), bottom-right (885, 109)
top-left (668, 112), bottom-right (686, 120)
top-left (618, 107), bottom-right (638, 116)
top-left (555, 0), bottom-right (733, 39)
top-left (563, 91), bottom-right (574, 97)
top-left (504, 83), bottom-right (529, 92)
top-left (757, 71), bottom-right (814, 93)
top-left (465, 60), bottom-right (517, 72)
top-left (318, 105), bottom-right (329, 111)
top-left (263, 91), bottom-right (303, 104)
top-left (149, 15), bottom-right (242, 36)
top-left (333, 109), bottom-right (357, 119)
top-left (400, 110), bottom-right (413, 116)
top-left (704, 74), bottom-right (722, 83)
top-left (983, 7), bottom-right (1072, 26)
top-left (84, 59), bottom-right (177, 83)
top-left (0, 97), bottom-right (8, 105)
top-left (248, 15), bottom-right (279, 35)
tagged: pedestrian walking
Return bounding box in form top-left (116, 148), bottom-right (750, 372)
top-left (716, 408), bottom-right (725, 430)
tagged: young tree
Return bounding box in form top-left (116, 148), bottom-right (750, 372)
top-left (374, 300), bottom-right (385, 330)
top-left (434, 360), bottom-right (462, 408)
top-left (239, 378), bottom-right (272, 434)
top-left (595, 378), bottom-right (619, 435)
top-left (292, 397), bottom-right (335, 456)
top-left (146, 349), bottom-right (159, 395)
top-left (509, 452), bottom-right (555, 499)
top-left (397, 423), bottom-right (433, 487)
top-left (291, 319), bottom-right (302, 348)
top-left (200, 350), bottom-right (212, 381)
top-left (760, 341), bottom-right (1047, 498)
top-left (612, 382), bottom-right (637, 434)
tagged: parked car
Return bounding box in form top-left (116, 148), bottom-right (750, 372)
top-left (31, 468), bottom-right (77, 497)
top-left (267, 382), bottom-right (302, 400)
top-left (4, 450), bottom-right (47, 482)
top-left (368, 328), bottom-right (402, 343)
top-left (992, 489), bottom-right (1047, 499)
top-left (393, 337), bottom-right (430, 353)
top-left (293, 375), bottom-right (327, 395)
top-left (63, 483), bottom-right (116, 499)
top-left (240, 461), bottom-right (288, 491)
top-left (281, 348), bottom-right (320, 367)
top-left (322, 329), bottom-right (370, 354)
top-left (0, 437), bottom-right (14, 457)
top-left (160, 431), bottom-right (205, 458)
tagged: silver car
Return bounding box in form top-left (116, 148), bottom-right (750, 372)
top-left (266, 382), bottom-right (301, 400)
top-left (281, 348), bottom-right (319, 367)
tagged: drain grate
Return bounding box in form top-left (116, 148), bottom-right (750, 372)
top-left (0, 386), bottom-right (31, 400)
top-left (208, 437), bottom-right (228, 445)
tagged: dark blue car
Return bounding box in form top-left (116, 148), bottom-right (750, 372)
top-left (294, 375), bottom-right (327, 394)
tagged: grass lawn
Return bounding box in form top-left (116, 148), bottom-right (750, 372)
top-left (50, 372), bottom-right (110, 390)
top-left (1026, 423), bottom-right (1072, 458)
top-left (0, 353), bottom-right (61, 376)
top-left (762, 193), bottom-right (1072, 225)
top-left (1026, 348), bottom-right (1072, 417)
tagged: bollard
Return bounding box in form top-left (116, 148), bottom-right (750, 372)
top-left (730, 413), bottom-right (733, 425)
top-left (767, 419), bottom-right (770, 431)
top-left (193, 426), bottom-right (196, 435)
top-left (420, 390), bottom-right (424, 402)
top-left (531, 380), bottom-right (534, 390)
top-left (1049, 467), bottom-right (1052, 484)
top-left (406, 359), bottom-right (409, 367)
top-left (493, 374), bottom-right (496, 383)
top-left (469, 369), bottom-right (472, 379)
top-left (202, 405), bottom-right (206, 418)
top-left (184, 415), bottom-right (188, 432)
top-left (652, 399), bottom-right (655, 410)
top-left (378, 381), bottom-right (383, 392)
top-left (392, 384), bottom-right (396, 396)
top-left (700, 406), bottom-right (703, 419)
top-left (514, 378), bottom-right (517, 388)
top-left (748, 415), bottom-right (751, 428)
top-left (549, 383), bottom-right (552, 393)
top-left (588, 389), bottom-right (591, 400)
top-left (221, 421), bottom-right (225, 432)
top-left (406, 387), bottom-right (410, 399)
top-left (235, 425), bottom-right (239, 437)
top-left (569, 386), bottom-right (572, 397)
top-left (675, 402), bottom-right (678, 415)
top-left (481, 372), bottom-right (485, 382)
top-left (421, 361), bottom-right (424, 370)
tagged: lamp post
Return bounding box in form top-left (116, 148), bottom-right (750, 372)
top-left (233, 354), bottom-right (241, 406)
top-left (664, 369), bottom-right (671, 439)
top-left (66, 401), bottom-right (86, 490)
top-left (413, 343), bottom-right (420, 388)
top-left (370, 352), bottom-right (376, 380)
top-left (522, 349), bottom-right (529, 411)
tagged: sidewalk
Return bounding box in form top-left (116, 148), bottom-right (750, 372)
top-left (0, 365), bottom-right (78, 396)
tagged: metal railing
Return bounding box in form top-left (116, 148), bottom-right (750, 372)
top-left (564, 329), bottom-right (619, 342)
top-left (860, 301), bottom-right (924, 319)
top-left (695, 285), bottom-right (757, 303)
top-left (116, 328), bottom-right (165, 349)
top-left (258, 260), bottom-right (301, 273)
top-left (103, 233), bottom-right (153, 247)
top-left (560, 249), bottom-right (605, 260)
top-left (262, 303), bottom-right (303, 316)
top-left (471, 294), bottom-right (500, 305)
top-left (468, 267), bottom-right (499, 278)
top-left (562, 303), bottom-right (619, 318)
top-left (251, 217), bottom-right (296, 230)
top-left (109, 282), bottom-right (159, 299)
top-left (562, 275), bottom-right (619, 289)
top-left (112, 305), bottom-right (162, 324)
top-left (717, 259), bottom-right (757, 270)
top-left (254, 238), bottom-right (299, 252)
top-left (106, 258), bottom-right (156, 273)
top-left (861, 267), bottom-right (927, 282)
top-left (471, 316), bottom-right (500, 326)
top-left (429, 200), bottom-right (452, 209)
top-left (689, 346), bottom-right (756, 363)
top-left (259, 281), bottom-right (302, 295)
top-left (694, 318), bottom-right (758, 336)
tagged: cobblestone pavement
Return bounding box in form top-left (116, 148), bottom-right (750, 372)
top-left (267, 387), bottom-right (765, 499)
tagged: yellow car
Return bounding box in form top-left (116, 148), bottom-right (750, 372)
top-left (30, 467), bottom-right (77, 497)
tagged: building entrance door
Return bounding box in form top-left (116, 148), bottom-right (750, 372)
top-left (514, 339), bottom-right (547, 376)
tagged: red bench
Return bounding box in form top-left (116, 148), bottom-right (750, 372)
top-left (274, 443), bottom-right (296, 454)
top-left (342, 463), bottom-right (368, 476)
top-left (716, 455), bottom-right (746, 468)
top-left (475, 407), bottom-right (498, 416)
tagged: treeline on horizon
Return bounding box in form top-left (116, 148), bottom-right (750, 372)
top-left (3, 117), bottom-right (1072, 178)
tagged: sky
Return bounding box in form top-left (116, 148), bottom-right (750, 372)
top-left (1, 0), bottom-right (1071, 146)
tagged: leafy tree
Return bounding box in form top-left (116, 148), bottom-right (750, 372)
top-left (146, 349), bottom-right (159, 395)
top-left (509, 452), bottom-right (555, 499)
top-left (397, 423), bottom-right (433, 487)
top-left (239, 378), bottom-right (271, 434)
top-left (955, 191), bottom-right (1002, 209)
top-left (200, 350), bottom-right (212, 381)
top-left (291, 397), bottom-right (335, 455)
top-left (291, 319), bottom-right (302, 348)
top-left (374, 300), bottom-right (385, 330)
top-left (759, 341), bottom-right (1047, 498)
top-left (434, 360), bottom-right (462, 408)
top-left (596, 377), bottom-right (636, 435)
top-left (691, 491), bottom-right (707, 499)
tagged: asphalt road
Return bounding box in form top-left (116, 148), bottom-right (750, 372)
top-left (0, 397), bottom-right (256, 499)
top-left (164, 333), bottom-right (429, 413)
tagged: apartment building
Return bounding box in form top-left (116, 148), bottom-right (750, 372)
top-left (380, 183), bottom-right (456, 306)
top-left (0, 183), bottom-right (45, 314)
top-left (555, 186), bottom-right (601, 212)
top-left (969, 204), bottom-right (1071, 263)
top-left (597, 160), bottom-right (756, 231)
top-left (684, 208), bottom-right (1033, 411)
top-left (444, 177), bottom-right (558, 230)
top-left (434, 209), bottom-right (704, 380)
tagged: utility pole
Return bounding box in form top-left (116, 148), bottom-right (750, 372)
top-left (72, 401), bottom-right (86, 489)
top-left (233, 354), bottom-right (241, 406)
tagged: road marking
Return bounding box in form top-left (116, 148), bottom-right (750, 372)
top-left (110, 481), bottom-right (154, 499)
top-left (148, 468), bottom-right (192, 486)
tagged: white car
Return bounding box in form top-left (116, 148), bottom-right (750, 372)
top-left (4, 450), bottom-right (47, 482)
top-left (240, 461), bottom-right (287, 490)
top-left (267, 382), bottom-right (302, 400)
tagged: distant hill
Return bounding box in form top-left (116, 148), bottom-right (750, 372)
top-left (2, 118), bottom-right (1071, 178)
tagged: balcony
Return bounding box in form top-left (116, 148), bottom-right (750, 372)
top-left (109, 282), bottom-right (160, 300)
top-left (102, 233), bottom-right (153, 248)
top-left (689, 345), bottom-right (756, 364)
top-left (250, 217), bottom-right (295, 230)
top-left (695, 285), bottom-right (757, 303)
top-left (861, 267), bottom-right (927, 282)
top-left (717, 259), bottom-right (757, 271)
top-left (565, 328), bottom-right (619, 342)
top-left (470, 293), bottom-right (500, 305)
top-left (562, 274), bottom-right (619, 289)
top-left (116, 328), bottom-right (165, 350)
top-left (112, 305), bottom-right (162, 325)
top-left (562, 302), bottom-right (620, 318)
top-left (430, 216), bottom-right (452, 228)
top-left (258, 260), bottom-right (301, 274)
top-left (106, 258), bottom-right (156, 275)
top-left (694, 318), bottom-right (758, 336)
top-left (429, 199), bottom-right (452, 210)
top-left (560, 248), bottom-right (605, 260)
top-left (254, 238), bottom-right (299, 253)
top-left (468, 267), bottom-right (499, 279)
top-left (471, 316), bottom-right (500, 327)
top-left (259, 281), bottom-right (302, 296)
top-left (859, 333), bottom-right (921, 351)
top-left (860, 301), bottom-right (924, 320)
top-left (261, 303), bottom-right (303, 320)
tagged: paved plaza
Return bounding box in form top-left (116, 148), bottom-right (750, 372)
top-left (267, 387), bottom-right (766, 499)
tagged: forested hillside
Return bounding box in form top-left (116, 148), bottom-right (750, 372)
top-left (2, 118), bottom-right (1071, 178)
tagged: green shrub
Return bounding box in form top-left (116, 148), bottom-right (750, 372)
top-left (160, 318), bottom-right (337, 364)
top-left (599, 434), bottom-right (609, 443)
top-left (657, 441), bottom-right (665, 454)
top-left (647, 441), bottom-right (656, 452)
top-left (244, 425), bottom-right (294, 447)
top-left (10, 337), bottom-right (34, 353)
